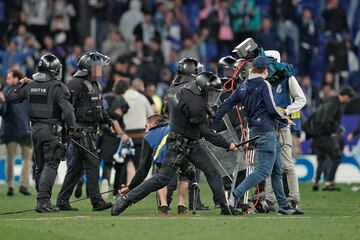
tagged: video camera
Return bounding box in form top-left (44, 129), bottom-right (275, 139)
top-left (231, 38), bottom-right (260, 60)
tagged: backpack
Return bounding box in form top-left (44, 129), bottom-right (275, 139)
top-left (302, 101), bottom-right (333, 139)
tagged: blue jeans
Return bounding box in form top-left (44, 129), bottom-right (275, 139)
top-left (233, 131), bottom-right (288, 208)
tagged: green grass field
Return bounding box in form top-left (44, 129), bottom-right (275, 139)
top-left (0, 183), bottom-right (359, 240)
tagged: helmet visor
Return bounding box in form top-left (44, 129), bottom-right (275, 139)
top-left (216, 65), bottom-right (234, 79)
top-left (207, 90), bottom-right (222, 106)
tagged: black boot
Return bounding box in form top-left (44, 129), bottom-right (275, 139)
top-left (111, 194), bottom-right (131, 216)
top-left (7, 187), bottom-right (14, 196)
top-left (220, 205), bottom-right (242, 216)
top-left (19, 186), bottom-right (31, 196)
top-left (36, 201), bottom-right (60, 213)
top-left (57, 203), bottom-right (79, 211)
top-left (92, 200), bottom-right (113, 211)
top-left (177, 205), bottom-right (188, 214)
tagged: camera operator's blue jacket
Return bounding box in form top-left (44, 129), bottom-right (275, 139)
top-left (128, 122), bottom-right (170, 190)
top-left (212, 75), bottom-right (287, 134)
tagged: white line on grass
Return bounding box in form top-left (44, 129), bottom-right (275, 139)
top-left (0, 215), bottom-right (358, 221)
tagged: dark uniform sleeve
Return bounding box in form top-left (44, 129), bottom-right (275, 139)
top-left (199, 123), bottom-right (231, 149)
top-left (55, 83), bottom-right (77, 128)
top-left (67, 78), bottom-right (83, 103)
top-left (5, 82), bottom-right (28, 103)
top-left (183, 91), bottom-right (231, 149)
top-left (128, 140), bottom-right (153, 190)
top-left (101, 102), bottom-right (112, 124)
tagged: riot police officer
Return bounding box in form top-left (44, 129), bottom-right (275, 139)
top-left (111, 72), bottom-right (240, 216)
top-left (6, 54), bottom-right (77, 213)
top-left (166, 58), bottom-right (209, 211)
top-left (56, 52), bottom-right (114, 211)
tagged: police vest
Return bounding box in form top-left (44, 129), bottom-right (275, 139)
top-left (144, 124), bottom-right (170, 166)
top-left (27, 80), bottom-right (61, 121)
top-left (74, 78), bottom-right (103, 123)
top-left (271, 78), bottom-right (301, 132)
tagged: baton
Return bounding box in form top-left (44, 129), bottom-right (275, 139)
top-left (71, 138), bottom-right (100, 160)
top-left (235, 136), bottom-right (260, 148)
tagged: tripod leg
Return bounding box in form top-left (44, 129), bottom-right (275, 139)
top-left (192, 184), bottom-right (198, 215)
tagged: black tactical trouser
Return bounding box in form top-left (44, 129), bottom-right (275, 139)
top-left (127, 137), bottom-right (227, 207)
top-left (57, 132), bottom-right (103, 206)
top-left (32, 123), bottom-right (63, 203)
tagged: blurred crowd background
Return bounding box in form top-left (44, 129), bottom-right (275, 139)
top-left (1, 0), bottom-right (360, 116)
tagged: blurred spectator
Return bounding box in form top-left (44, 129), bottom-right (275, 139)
top-left (134, 10), bottom-right (159, 46)
top-left (131, 78), bottom-right (157, 114)
top-left (108, 79), bottom-right (130, 195)
top-left (0, 41), bottom-right (34, 77)
top-left (11, 24), bottom-right (30, 51)
top-left (297, 7), bottom-right (319, 76)
top-left (162, 10), bottom-right (182, 64)
top-left (108, 0), bottom-right (127, 25)
top-left (270, 0), bottom-right (300, 65)
top-left (51, 15), bottom-right (68, 47)
top-left (105, 57), bottom-right (129, 93)
top-left (156, 66), bottom-right (172, 97)
top-left (346, 39), bottom-right (359, 73)
top-left (322, 0), bottom-right (348, 34)
top-left (100, 78), bottom-right (129, 197)
top-left (323, 0), bottom-right (349, 73)
top-left (300, 75), bottom-right (319, 116)
top-left (215, 0), bottom-right (235, 56)
top-left (23, 0), bottom-right (51, 45)
top-left (154, 0), bottom-right (166, 32)
top-left (128, 57), bottom-right (141, 80)
top-left (319, 83), bottom-right (336, 100)
top-left (138, 46), bottom-right (159, 84)
top-left (132, 39), bottom-right (145, 61)
top-left (145, 82), bottom-right (162, 114)
top-left (178, 36), bottom-right (200, 61)
top-left (51, 0), bottom-right (76, 33)
top-left (101, 27), bottom-right (129, 62)
top-left (123, 78), bottom-right (153, 183)
top-left (173, 0), bottom-right (191, 37)
top-left (41, 35), bottom-right (66, 63)
top-left (0, 69), bottom-right (32, 196)
top-left (22, 34), bottom-right (40, 76)
top-left (89, 0), bottom-right (109, 48)
top-left (119, 0), bottom-right (143, 45)
top-left (83, 36), bottom-right (96, 52)
top-left (323, 71), bottom-right (335, 87)
top-left (149, 38), bottom-right (164, 72)
top-left (65, 44), bottom-right (82, 81)
top-left (230, 0), bottom-right (261, 41)
top-left (197, 27), bottom-right (213, 64)
top-left (254, 17), bottom-right (281, 51)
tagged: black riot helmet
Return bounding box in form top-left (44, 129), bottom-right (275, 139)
top-left (191, 72), bottom-right (223, 106)
top-left (177, 58), bottom-right (203, 76)
top-left (74, 51), bottom-right (111, 77)
top-left (216, 56), bottom-right (237, 82)
top-left (37, 54), bottom-right (63, 81)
